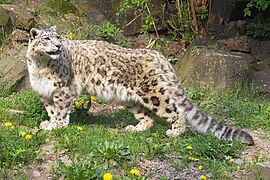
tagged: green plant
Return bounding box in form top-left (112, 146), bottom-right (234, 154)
top-left (96, 22), bottom-right (122, 39)
top-left (245, 22), bottom-right (270, 39)
top-left (93, 140), bottom-right (132, 164)
top-left (167, 0), bottom-right (197, 45)
top-left (0, 26), bottom-right (9, 51)
top-left (244, 0), bottom-right (270, 16)
top-left (117, 0), bottom-right (153, 34)
top-left (0, 83), bottom-right (14, 97)
top-left (116, 37), bottom-right (131, 47)
top-left (197, 6), bottom-right (208, 20)
top-left (53, 153), bottom-right (102, 179)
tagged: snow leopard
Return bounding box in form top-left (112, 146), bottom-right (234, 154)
top-left (26, 26), bottom-right (254, 145)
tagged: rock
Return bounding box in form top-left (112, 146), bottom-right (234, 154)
top-left (0, 4), bottom-right (34, 30)
top-left (250, 162), bottom-right (270, 180)
top-left (0, 5), bottom-right (9, 26)
top-left (251, 70), bottom-right (270, 93)
top-left (234, 158), bottom-right (244, 165)
top-left (0, 47), bottom-right (30, 92)
top-left (174, 45), bottom-right (253, 90)
top-left (253, 58), bottom-right (270, 71)
top-left (225, 36), bottom-right (251, 53)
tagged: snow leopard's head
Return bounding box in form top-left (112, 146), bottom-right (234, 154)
top-left (27, 26), bottom-right (62, 60)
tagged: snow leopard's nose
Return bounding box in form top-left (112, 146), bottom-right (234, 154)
top-left (55, 44), bottom-right (61, 49)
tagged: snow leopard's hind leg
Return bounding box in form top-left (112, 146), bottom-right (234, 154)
top-left (125, 104), bottom-right (155, 132)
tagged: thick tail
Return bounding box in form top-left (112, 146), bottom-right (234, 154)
top-left (182, 99), bottom-right (254, 145)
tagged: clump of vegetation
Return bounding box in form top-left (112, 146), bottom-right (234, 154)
top-left (66, 23), bottom-right (131, 47)
top-left (116, 0), bottom-right (208, 47)
top-left (242, 0), bottom-right (270, 40)
top-left (244, 0), bottom-right (270, 17)
top-left (245, 22), bottom-right (270, 40)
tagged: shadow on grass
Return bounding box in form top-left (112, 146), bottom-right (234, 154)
top-left (70, 108), bottom-right (170, 130)
top-left (70, 108), bottom-right (138, 129)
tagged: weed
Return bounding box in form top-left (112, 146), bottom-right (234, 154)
top-left (96, 22), bottom-right (122, 40)
top-left (93, 140), bottom-right (132, 164)
top-left (0, 26), bottom-right (10, 51)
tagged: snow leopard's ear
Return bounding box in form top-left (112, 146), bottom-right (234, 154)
top-left (30, 28), bottom-right (40, 40)
top-left (49, 25), bottom-right (57, 32)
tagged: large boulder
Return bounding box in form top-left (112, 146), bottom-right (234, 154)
top-left (0, 47), bottom-right (30, 92)
top-left (174, 45), bottom-right (253, 90)
top-left (0, 4), bottom-right (34, 30)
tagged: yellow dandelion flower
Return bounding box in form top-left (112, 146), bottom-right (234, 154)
top-left (200, 175), bottom-right (207, 180)
top-left (130, 168), bottom-right (140, 175)
top-left (25, 134), bottom-right (32, 140)
top-left (185, 145), bottom-right (193, 150)
top-left (103, 173), bottom-right (112, 180)
top-left (229, 159), bottom-right (234, 163)
top-left (194, 158), bottom-right (200, 161)
top-left (11, 126), bottom-right (15, 129)
top-left (198, 165), bottom-right (203, 170)
top-left (69, 32), bottom-right (73, 40)
top-left (75, 102), bottom-right (82, 109)
top-left (188, 156), bottom-right (195, 161)
top-left (90, 96), bottom-right (96, 101)
top-left (5, 122), bottom-right (13, 127)
top-left (21, 131), bottom-right (27, 137)
top-left (77, 126), bottom-right (83, 131)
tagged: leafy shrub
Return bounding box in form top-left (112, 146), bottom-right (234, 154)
top-left (245, 22), bottom-right (270, 39)
top-left (244, 0), bottom-right (270, 16)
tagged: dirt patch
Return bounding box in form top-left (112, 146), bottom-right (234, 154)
top-left (232, 129), bottom-right (270, 179)
top-left (243, 129), bottom-right (270, 162)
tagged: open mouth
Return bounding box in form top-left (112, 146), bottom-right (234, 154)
top-left (46, 50), bottom-right (61, 55)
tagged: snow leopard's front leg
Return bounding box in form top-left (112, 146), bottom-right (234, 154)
top-left (40, 87), bottom-right (74, 130)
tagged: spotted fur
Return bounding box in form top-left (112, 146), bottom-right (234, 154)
top-left (26, 27), bottom-right (254, 145)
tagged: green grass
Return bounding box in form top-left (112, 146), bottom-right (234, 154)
top-left (0, 85), bottom-right (269, 179)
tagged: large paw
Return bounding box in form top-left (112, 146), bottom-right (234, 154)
top-left (166, 129), bottom-right (184, 137)
top-left (39, 121), bottom-right (56, 130)
top-left (125, 125), bottom-right (137, 132)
